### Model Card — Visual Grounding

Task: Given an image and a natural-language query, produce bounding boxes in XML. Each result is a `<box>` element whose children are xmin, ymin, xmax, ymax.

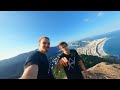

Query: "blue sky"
<box><xmin>0</xmin><ymin>11</ymin><xmax>120</xmax><ymax>60</ymax></box>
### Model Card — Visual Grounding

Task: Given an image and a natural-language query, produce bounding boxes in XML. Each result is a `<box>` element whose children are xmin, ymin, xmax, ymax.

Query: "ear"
<box><xmin>38</xmin><ymin>42</ymin><xmax>40</xmax><ymax>46</ymax></box>
<box><xmin>59</xmin><ymin>48</ymin><xmax>62</xmax><ymax>51</ymax></box>
<box><xmin>59</xmin><ymin>46</ymin><xmax>61</xmax><ymax>50</ymax></box>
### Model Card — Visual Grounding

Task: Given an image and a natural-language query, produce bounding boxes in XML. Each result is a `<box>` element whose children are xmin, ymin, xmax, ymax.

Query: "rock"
<box><xmin>83</xmin><ymin>62</ymin><xmax>120</xmax><ymax>79</ymax></box>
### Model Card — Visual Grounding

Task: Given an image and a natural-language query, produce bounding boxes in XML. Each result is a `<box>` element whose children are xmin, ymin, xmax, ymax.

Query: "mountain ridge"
<box><xmin>0</xmin><ymin>30</ymin><xmax>120</xmax><ymax>79</ymax></box>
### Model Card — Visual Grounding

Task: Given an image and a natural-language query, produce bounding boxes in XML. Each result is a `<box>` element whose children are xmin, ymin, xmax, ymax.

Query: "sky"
<box><xmin>0</xmin><ymin>11</ymin><xmax>120</xmax><ymax>60</ymax></box>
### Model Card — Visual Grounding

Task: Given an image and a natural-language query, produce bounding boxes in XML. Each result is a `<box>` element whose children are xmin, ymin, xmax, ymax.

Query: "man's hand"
<box><xmin>84</xmin><ymin>72</ymin><xmax>90</xmax><ymax>79</ymax></box>
<box><xmin>85</xmin><ymin>75</ymin><xmax>93</xmax><ymax>79</ymax></box>
<box><xmin>82</xmin><ymin>71</ymin><xmax>90</xmax><ymax>79</ymax></box>
<box><xmin>59</xmin><ymin>57</ymin><xmax>69</xmax><ymax>67</ymax></box>
<box><xmin>79</xmin><ymin>60</ymin><xmax>91</xmax><ymax>79</ymax></box>
<box><xmin>57</xmin><ymin>57</ymin><xmax>69</xmax><ymax>69</ymax></box>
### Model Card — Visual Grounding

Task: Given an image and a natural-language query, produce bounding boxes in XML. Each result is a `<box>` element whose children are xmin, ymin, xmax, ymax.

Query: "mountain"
<box><xmin>52</xmin><ymin>54</ymin><xmax>120</xmax><ymax>79</ymax></box>
<box><xmin>0</xmin><ymin>30</ymin><xmax>120</xmax><ymax>79</ymax></box>
<box><xmin>0</xmin><ymin>46</ymin><xmax>59</xmax><ymax>79</ymax></box>
<box><xmin>81</xmin><ymin>29</ymin><xmax>120</xmax><ymax>41</ymax></box>
<box><xmin>56</xmin><ymin>62</ymin><xmax>120</xmax><ymax>79</ymax></box>
<box><xmin>67</xmin><ymin>30</ymin><xmax>120</xmax><ymax>48</ymax></box>
<box><xmin>85</xmin><ymin>62</ymin><xmax>120</xmax><ymax>79</ymax></box>
<box><xmin>46</xmin><ymin>46</ymin><xmax>59</xmax><ymax>61</ymax></box>
<box><xmin>0</xmin><ymin>50</ymin><xmax>35</xmax><ymax>79</ymax></box>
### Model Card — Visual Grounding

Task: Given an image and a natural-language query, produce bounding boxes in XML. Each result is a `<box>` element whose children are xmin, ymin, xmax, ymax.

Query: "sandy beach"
<box><xmin>76</xmin><ymin>37</ymin><xmax>110</xmax><ymax>57</ymax></box>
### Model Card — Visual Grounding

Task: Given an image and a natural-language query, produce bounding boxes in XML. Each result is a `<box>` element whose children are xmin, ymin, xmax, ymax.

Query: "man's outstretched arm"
<box><xmin>56</xmin><ymin>57</ymin><xmax>68</xmax><ymax>69</ymax></box>
<box><xmin>79</xmin><ymin>60</ymin><xmax>89</xmax><ymax>79</ymax></box>
<box><xmin>19</xmin><ymin>64</ymin><xmax>38</xmax><ymax>79</ymax></box>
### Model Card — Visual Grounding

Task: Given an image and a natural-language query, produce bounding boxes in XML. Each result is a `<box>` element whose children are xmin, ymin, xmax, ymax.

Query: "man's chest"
<box><xmin>64</xmin><ymin>54</ymin><xmax>77</xmax><ymax>70</ymax></box>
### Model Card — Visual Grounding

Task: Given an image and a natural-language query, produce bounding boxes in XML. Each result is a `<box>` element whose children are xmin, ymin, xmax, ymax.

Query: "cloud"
<box><xmin>97</xmin><ymin>11</ymin><xmax>104</xmax><ymax>16</ymax></box>
<box><xmin>83</xmin><ymin>11</ymin><xmax>105</xmax><ymax>23</ymax></box>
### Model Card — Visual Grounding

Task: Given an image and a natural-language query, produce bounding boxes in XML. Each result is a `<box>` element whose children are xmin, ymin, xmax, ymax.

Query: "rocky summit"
<box><xmin>82</xmin><ymin>62</ymin><xmax>120</xmax><ymax>79</ymax></box>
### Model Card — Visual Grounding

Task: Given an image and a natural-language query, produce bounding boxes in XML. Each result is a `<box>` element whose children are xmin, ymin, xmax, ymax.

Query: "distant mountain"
<box><xmin>68</xmin><ymin>30</ymin><xmax>120</xmax><ymax>49</ymax></box>
<box><xmin>0</xmin><ymin>46</ymin><xmax>59</xmax><ymax>79</ymax></box>
<box><xmin>1</xmin><ymin>30</ymin><xmax>120</xmax><ymax>79</ymax></box>
<box><xmin>46</xmin><ymin>46</ymin><xmax>59</xmax><ymax>57</ymax></box>
<box><xmin>0</xmin><ymin>50</ymin><xmax>35</xmax><ymax>79</ymax></box>
<box><xmin>81</xmin><ymin>29</ymin><xmax>120</xmax><ymax>41</ymax></box>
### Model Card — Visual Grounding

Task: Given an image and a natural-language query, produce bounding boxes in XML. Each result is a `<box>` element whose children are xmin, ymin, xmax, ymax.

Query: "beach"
<box><xmin>76</xmin><ymin>37</ymin><xmax>109</xmax><ymax>57</ymax></box>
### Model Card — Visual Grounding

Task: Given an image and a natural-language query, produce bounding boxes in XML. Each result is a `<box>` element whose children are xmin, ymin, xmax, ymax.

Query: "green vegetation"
<box><xmin>81</xmin><ymin>54</ymin><xmax>119</xmax><ymax>69</ymax></box>
<box><xmin>52</xmin><ymin>54</ymin><xmax>120</xmax><ymax>79</ymax></box>
<box><xmin>52</xmin><ymin>66</ymin><xmax>67</xmax><ymax>79</ymax></box>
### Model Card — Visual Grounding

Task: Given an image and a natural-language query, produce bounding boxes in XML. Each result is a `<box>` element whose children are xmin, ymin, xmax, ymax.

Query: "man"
<box><xmin>19</xmin><ymin>36</ymin><xmax>55</xmax><ymax>79</ymax></box>
<box><xmin>57</xmin><ymin>42</ymin><xmax>89</xmax><ymax>79</ymax></box>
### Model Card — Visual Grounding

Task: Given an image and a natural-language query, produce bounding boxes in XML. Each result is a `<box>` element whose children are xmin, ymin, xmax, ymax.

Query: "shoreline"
<box><xmin>76</xmin><ymin>37</ymin><xmax>110</xmax><ymax>57</ymax></box>
<box><xmin>97</xmin><ymin>37</ymin><xmax>110</xmax><ymax>57</ymax></box>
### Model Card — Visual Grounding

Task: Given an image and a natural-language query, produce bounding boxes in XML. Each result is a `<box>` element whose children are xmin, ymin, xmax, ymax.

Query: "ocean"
<box><xmin>69</xmin><ymin>36</ymin><xmax>120</xmax><ymax>58</ymax></box>
<box><xmin>67</xmin><ymin>30</ymin><xmax>120</xmax><ymax>58</ymax></box>
<box><xmin>104</xmin><ymin>36</ymin><xmax>120</xmax><ymax>57</ymax></box>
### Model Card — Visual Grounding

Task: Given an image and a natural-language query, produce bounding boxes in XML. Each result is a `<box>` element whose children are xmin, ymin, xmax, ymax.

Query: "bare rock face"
<box><xmin>82</xmin><ymin>62</ymin><xmax>120</xmax><ymax>79</ymax></box>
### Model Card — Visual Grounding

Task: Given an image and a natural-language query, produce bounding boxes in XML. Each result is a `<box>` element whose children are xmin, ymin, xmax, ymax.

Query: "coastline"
<box><xmin>97</xmin><ymin>37</ymin><xmax>110</xmax><ymax>57</ymax></box>
<box><xmin>76</xmin><ymin>37</ymin><xmax>110</xmax><ymax>57</ymax></box>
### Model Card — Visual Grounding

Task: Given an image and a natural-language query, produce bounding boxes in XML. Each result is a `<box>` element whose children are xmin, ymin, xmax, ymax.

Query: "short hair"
<box><xmin>59</xmin><ymin>41</ymin><xmax>68</xmax><ymax>48</ymax></box>
<box><xmin>39</xmin><ymin>36</ymin><xmax>50</xmax><ymax>43</ymax></box>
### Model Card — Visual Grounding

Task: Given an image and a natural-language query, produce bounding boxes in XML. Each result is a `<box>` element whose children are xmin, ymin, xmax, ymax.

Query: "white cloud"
<box><xmin>83</xmin><ymin>11</ymin><xmax>104</xmax><ymax>23</ymax></box>
<box><xmin>97</xmin><ymin>11</ymin><xmax>104</xmax><ymax>16</ymax></box>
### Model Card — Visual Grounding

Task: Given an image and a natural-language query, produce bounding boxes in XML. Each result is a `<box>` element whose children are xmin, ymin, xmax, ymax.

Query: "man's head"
<box><xmin>38</xmin><ymin>36</ymin><xmax>50</xmax><ymax>53</ymax></box>
<box><xmin>59</xmin><ymin>42</ymin><xmax>69</xmax><ymax>53</ymax></box>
